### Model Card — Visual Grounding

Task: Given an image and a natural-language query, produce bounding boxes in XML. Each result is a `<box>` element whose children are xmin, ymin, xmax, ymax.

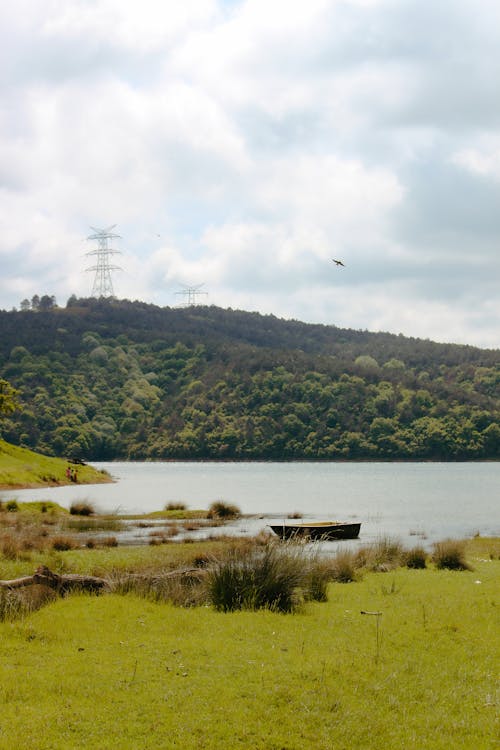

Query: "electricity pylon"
<box><xmin>175</xmin><ymin>283</ymin><xmax>208</xmax><ymax>307</ymax></box>
<box><xmin>86</xmin><ymin>225</ymin><xmax>122</xmax><ymax>297</ymax></box>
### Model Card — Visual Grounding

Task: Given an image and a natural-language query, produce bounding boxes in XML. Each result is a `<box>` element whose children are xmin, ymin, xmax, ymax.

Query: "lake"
<box><xmin>2</xmin><ymin>461</ymin><xmax>498</xmax><ymax>548</ymax></box>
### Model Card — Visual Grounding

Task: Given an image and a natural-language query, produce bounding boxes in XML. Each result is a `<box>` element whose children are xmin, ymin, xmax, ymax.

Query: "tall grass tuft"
<box><xmin>207</xmin><ymin>541</ymin><xmax>315</xmax><ymax>613</ymax></box>
<box><xmin>404</xmin><ymin>546</ymin><xmax>427</xmax><ymax>569</ymax></box>
<box><xmin>330</xmin><ymin>549</ymin><xmax>360</xmax><ymax>582</ymax></box>
<box><xmin>207</xmin><ymin>501</ymin><xmax>240</xmax><ymax>520</ymax></box>
<box><xmin>432</xmin><ymin>539</ymin><xmax>472</xmax><ymax>571</ymax></box>
<box><xmin>108</xmin><ymin>569</ymin><xmax>208</xmax><ymax>608</ymax></box>
<box><xmin>0</xmin><ymin>586</ymin><xmax>57</xmax><ymax>622</ymax></box>
<box><xmin>51</xmin><ymin>535</ymin><xmax>78</xmax><ymax>551</ymax></box>
<box><xmin>303</xmin><ymin>560</ymin><xmax>332</xmax><ymax>601</ymax></box>
<box><xmin>364</xmin><ymin>536</ymin><xmax>405</xmax><ymax>571</ymax></box>
<box><xmin>164</xmin><ymin>502</ymin><xmax>187</xmax><ymax>511</ymax></box>
<box><xmin>69</xmin><ymin>501</ymin><xmax>95</xmax><ymax>517</ymax></box>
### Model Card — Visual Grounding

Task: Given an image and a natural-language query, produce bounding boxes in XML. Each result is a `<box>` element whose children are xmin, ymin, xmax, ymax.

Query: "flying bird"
<box><xmin>332</xmin><ymin>259</ymin><xmax>345</xmax><ymax>267</ymax></box>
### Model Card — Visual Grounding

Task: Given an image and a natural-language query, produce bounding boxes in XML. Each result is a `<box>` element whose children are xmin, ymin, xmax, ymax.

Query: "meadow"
<box><xmin>0</xmin><ymin>515</ymin><xmax>497</xmax><ymax>749</ymax></box>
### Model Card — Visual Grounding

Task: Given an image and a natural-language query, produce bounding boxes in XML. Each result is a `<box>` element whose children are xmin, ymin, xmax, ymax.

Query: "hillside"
<box><xmin>0</xmin><ymin>298</ymin><xmax>498</xmax><ymax>461</ymax></box>
<box><xmin>0</xmin><ymin>439</ymin><xmax>111</xmax><ymax>489</ymax></box>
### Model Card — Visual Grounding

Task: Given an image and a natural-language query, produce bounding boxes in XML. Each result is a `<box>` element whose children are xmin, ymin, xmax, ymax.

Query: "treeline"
<box><xmin>0</xmin><ymin>298</ymin><xmax>498</xmax><ymax>461</ymax></box>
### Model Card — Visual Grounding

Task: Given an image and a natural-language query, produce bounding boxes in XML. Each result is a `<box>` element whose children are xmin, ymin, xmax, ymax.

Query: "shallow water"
<box><xmin>2</xmin><ymin>461</ymin><xmax>498</xmax><ymax>548</ymax></box>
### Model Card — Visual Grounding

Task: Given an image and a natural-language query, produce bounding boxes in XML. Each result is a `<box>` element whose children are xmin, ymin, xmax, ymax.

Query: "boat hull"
<box><xmin>269</xmin><ymin>522</ymin><xmax>361</xmax><ymax>541</ymax></box>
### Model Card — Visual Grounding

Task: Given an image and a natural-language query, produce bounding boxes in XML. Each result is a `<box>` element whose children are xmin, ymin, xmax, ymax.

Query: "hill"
<box><xmin>0</xmin><ymin>438</ymin><xmax>111</xmax><ymax>489</ymax></box>
<box><xmin>0</xmin><ymin>298</ymin><xmax>498</xmax><ymax>461</ymax></box>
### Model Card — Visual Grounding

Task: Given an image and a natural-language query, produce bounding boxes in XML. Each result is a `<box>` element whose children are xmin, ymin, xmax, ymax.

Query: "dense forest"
<box><xmin>0</xmin><ymin>297</ymin><xmax>498</xmax><ymax>461</ymax></box>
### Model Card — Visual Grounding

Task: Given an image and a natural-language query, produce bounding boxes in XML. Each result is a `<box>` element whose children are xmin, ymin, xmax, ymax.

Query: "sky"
<box><xmin>1</xmin><ymin>0</ymin><xmax>499</xmax><ymax>349</ymax></box>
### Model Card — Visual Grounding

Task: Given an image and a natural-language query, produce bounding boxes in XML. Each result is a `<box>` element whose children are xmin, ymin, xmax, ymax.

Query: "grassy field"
<box><xmin>0</xmin><ymin>537</ymin><xmax>497</xmax><ymax>749</ymax></box>
<box><xmin>0</xmin><ymin>439</ymin><xmax>111</xmax><ymax>489</ymax></box>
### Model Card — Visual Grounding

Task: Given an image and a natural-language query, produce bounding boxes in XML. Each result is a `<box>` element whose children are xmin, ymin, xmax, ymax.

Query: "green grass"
<box><xmin>0</xmin><ymin>558</ymin><xmax>497</xmax><ymax>749</ymax></box>
<box><xmin>0</xmin><ymin>537</ymin><xmax>497</xmax><ymax>748</ymax></box>
<box><xmin>0</xmin><ymin>438</ymin><xmax>111</xmax><ymax>488</ymax></box>
<box><xmin>141</xmin><ymin>508</ymin><xmax>209</xmax><ymax>520</ymax></box>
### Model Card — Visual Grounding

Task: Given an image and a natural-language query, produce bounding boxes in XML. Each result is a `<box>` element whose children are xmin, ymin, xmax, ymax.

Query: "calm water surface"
<box><xmin>2</xmin><ymin>462</ymin><xmax>498</xmax><ymax>547</ymax></box>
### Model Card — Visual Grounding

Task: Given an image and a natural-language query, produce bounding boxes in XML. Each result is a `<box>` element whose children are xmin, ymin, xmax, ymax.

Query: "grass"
<box><xmin>142</xmin><ymin>508</ymin><xmax>209</xmax><ymax>520</ymax></box>
<box><xmin>0</xmin><ymin>554</ymin><xmax>496</xmax><ymax>749</ymax></box>
<box><xmin>207</xmin><ymin>500</ymin><xmax>241</xmax><ymax>519</ymax></box>
<box><xmin>164</xmin><ymin>501</ymin><xmax>187</xmax><ymax>511</ymax></box>
<box><xmin>432</xmin><ymin>539</ymin><xmax>472</xmax><ymax>570</ymax></box>
<box><xmin>0</xmin><ymin>438</ymin><xmax>111</xmax><ymax>489</ymax></box>
<box><xmin>69</xmin><ymin>500</ymin><xmax>95</xmax><ymax>516</ymax></box>
<box><xmin>208</xmin><ymin>541</ymin><xmax>316</xmax><ymax>612</ymax></box>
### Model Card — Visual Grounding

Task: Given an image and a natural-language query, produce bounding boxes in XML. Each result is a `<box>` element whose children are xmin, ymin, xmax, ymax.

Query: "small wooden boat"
<box><xmin>269</xmin><ymin>521</ymin><xmax>361</xmax><ymax>541</ymax></box>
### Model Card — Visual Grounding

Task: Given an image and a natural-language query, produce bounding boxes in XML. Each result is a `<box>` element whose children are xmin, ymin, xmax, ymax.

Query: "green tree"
<box><xmin>0</xmin><ymin>378</ymin><xmax>20</xmax><ymax>417</ymax></box>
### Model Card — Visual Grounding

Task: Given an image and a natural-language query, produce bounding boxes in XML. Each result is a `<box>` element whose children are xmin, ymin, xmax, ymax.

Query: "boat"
<box><xmin>269</xmin><ymin>521</ymin><xmax>361</xmax><ymax>541</ymax></box>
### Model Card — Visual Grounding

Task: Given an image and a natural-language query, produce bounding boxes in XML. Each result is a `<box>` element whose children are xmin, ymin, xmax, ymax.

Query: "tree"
<box><xmin>39</xmin><ymin>295</ymin><xmax>57</xmax><ymax>311</ymax></box>
<box><xmin>0</xmin><ymin>378</ymin><xmax>20</xmax><ymax>417</ymax></box>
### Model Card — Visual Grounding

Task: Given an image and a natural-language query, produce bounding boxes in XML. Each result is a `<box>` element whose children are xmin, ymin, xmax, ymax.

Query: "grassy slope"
<box><xmin>0</xmin><ymin>553</ymin><xmax>497</xmax><ymax>749</ymax></box>
<box><xmin>0</xmin><ymin>439</ymin><xmax>110</xmax><ymax>489</ymax></box>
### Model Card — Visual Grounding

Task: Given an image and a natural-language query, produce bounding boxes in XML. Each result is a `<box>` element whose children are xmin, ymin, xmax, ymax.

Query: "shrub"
<box><xmin>207</xmin><ymin>542</ymin><xmax>309</xmax><ymax>613</ymax></box>
<box><xmin>432</xmin><ymin>539</ymin><xmax>471</xmax><ymax>571</ymax></box>
<box><xmin>404</xmin><ymin>546</ymin><xmax>427</xmax><ymax>569</ymax></box>
<box><xmin>207</xmin><ymin>501</ymin><xmax>240</xmax><ymax>520</ymax></box>
<box><xmin>6</xmin><ymin>500</ymin><xmax>18</xmax><ymax>512</ymax></box>
<box><xmin>69</xmin><ymin>501</ymin><xmax>95</xmax><ymax>516</ymax></box>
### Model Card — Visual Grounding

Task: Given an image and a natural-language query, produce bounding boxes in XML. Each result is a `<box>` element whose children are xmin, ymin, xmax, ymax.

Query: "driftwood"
<box><xmin>0</xmin><ymin>565</ymin><xmax>208</xmax><ymax>596</ymax></box>
<box><xmin>0</xmin><ymin>565</ymin><xmax>108</xmax><ymax>594</ymax></box>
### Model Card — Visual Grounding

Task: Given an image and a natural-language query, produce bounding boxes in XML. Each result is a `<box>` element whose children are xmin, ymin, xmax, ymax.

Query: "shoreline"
<box><xmin>0</xmin><ymin>477</ymin><xmax>115</xmax><ymax>492</ymax></box>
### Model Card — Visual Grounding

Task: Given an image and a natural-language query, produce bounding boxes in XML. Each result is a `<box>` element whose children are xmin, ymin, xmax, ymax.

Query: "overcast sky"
<box><xmin>1</xmin><ymin>0</ymin><xmax>499</xmax><ymax>348</ymax></box>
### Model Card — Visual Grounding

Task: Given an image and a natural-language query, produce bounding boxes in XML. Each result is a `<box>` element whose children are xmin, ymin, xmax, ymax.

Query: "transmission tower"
<box><xmin>175</xmin><ymin>283</ymin><xmax>208</xmax><ymax>307</ymax></box>
<box><xmin>85</xmin><ymin>225</ymin><xmax>122</xmax><ymax>297</ymax></box>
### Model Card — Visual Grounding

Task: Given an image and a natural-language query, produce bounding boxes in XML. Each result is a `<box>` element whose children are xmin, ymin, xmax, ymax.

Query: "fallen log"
<box><xmin>0</xmin><ymin>565</ymin><xmax>108</xmax><ymax>594</ymax></box>
<box><xmin>0</xmin><ymin>565</ymin><xmax>208</xmax><ymax>596</ymax></box>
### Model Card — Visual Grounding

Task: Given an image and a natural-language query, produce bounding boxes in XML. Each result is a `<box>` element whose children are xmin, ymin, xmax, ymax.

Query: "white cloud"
<box><xmin>0</xmin><ymin>0</ymin><xmax>499</xmax><ymax>347</ymax></box>
<box><xmin>452</xmin><ymin>139</ymin><xmax>500</xmax><ymax>181</ymax></box>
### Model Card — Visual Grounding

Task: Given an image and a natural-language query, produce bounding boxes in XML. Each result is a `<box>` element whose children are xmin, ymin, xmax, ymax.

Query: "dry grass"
<box><xmin>51</xmin><ymin>535</ymin><xmax>78</xmax><ymax>552</ymax></box>
<box><xmin>69</xmin><ymin>501</ymin><xmax>95</xmax><ymax>516</ymax></box>
<box><xmin>164</xmin><ymin>502</ymin><xmax>187</xmax><ymax>511</ymax></box>
<box><xmin>0</xmin><ymin>585</ymin><xmax>57</xmax><ymax>621</ymax></box>
<box><xmin>207</xmin><ymin>501</ymin><xmax>240</xmax><ymax>520</ymax></box>
<box><xmin>432</xmin><ymin>539</ymin><xmax>472</xmax><ymax>570</ymax></box>
<box><xmin>404</xmin><ymin>545</ymin><xmax>428</xmax><ymax>569</ymax></box>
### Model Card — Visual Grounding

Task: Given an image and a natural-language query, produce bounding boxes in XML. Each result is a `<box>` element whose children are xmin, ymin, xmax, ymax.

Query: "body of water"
<box><xmin>1</xmin><ymin>461</ymin><xmax>498</xmax><ymax>548</ymax></box>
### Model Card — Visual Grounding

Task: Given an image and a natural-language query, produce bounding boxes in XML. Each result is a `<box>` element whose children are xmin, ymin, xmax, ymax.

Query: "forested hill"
<box><xmin>0</xmin><ymin>298</ymin><xmax>498</xmax><ymax>461</ymax></box>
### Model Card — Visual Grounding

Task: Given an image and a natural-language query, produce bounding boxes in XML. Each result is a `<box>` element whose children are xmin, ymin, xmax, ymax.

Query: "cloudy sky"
<box><xmin>1</xmin><ymin>0</ymin><xmax>499</xmax><ymax>348</ymax></box>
